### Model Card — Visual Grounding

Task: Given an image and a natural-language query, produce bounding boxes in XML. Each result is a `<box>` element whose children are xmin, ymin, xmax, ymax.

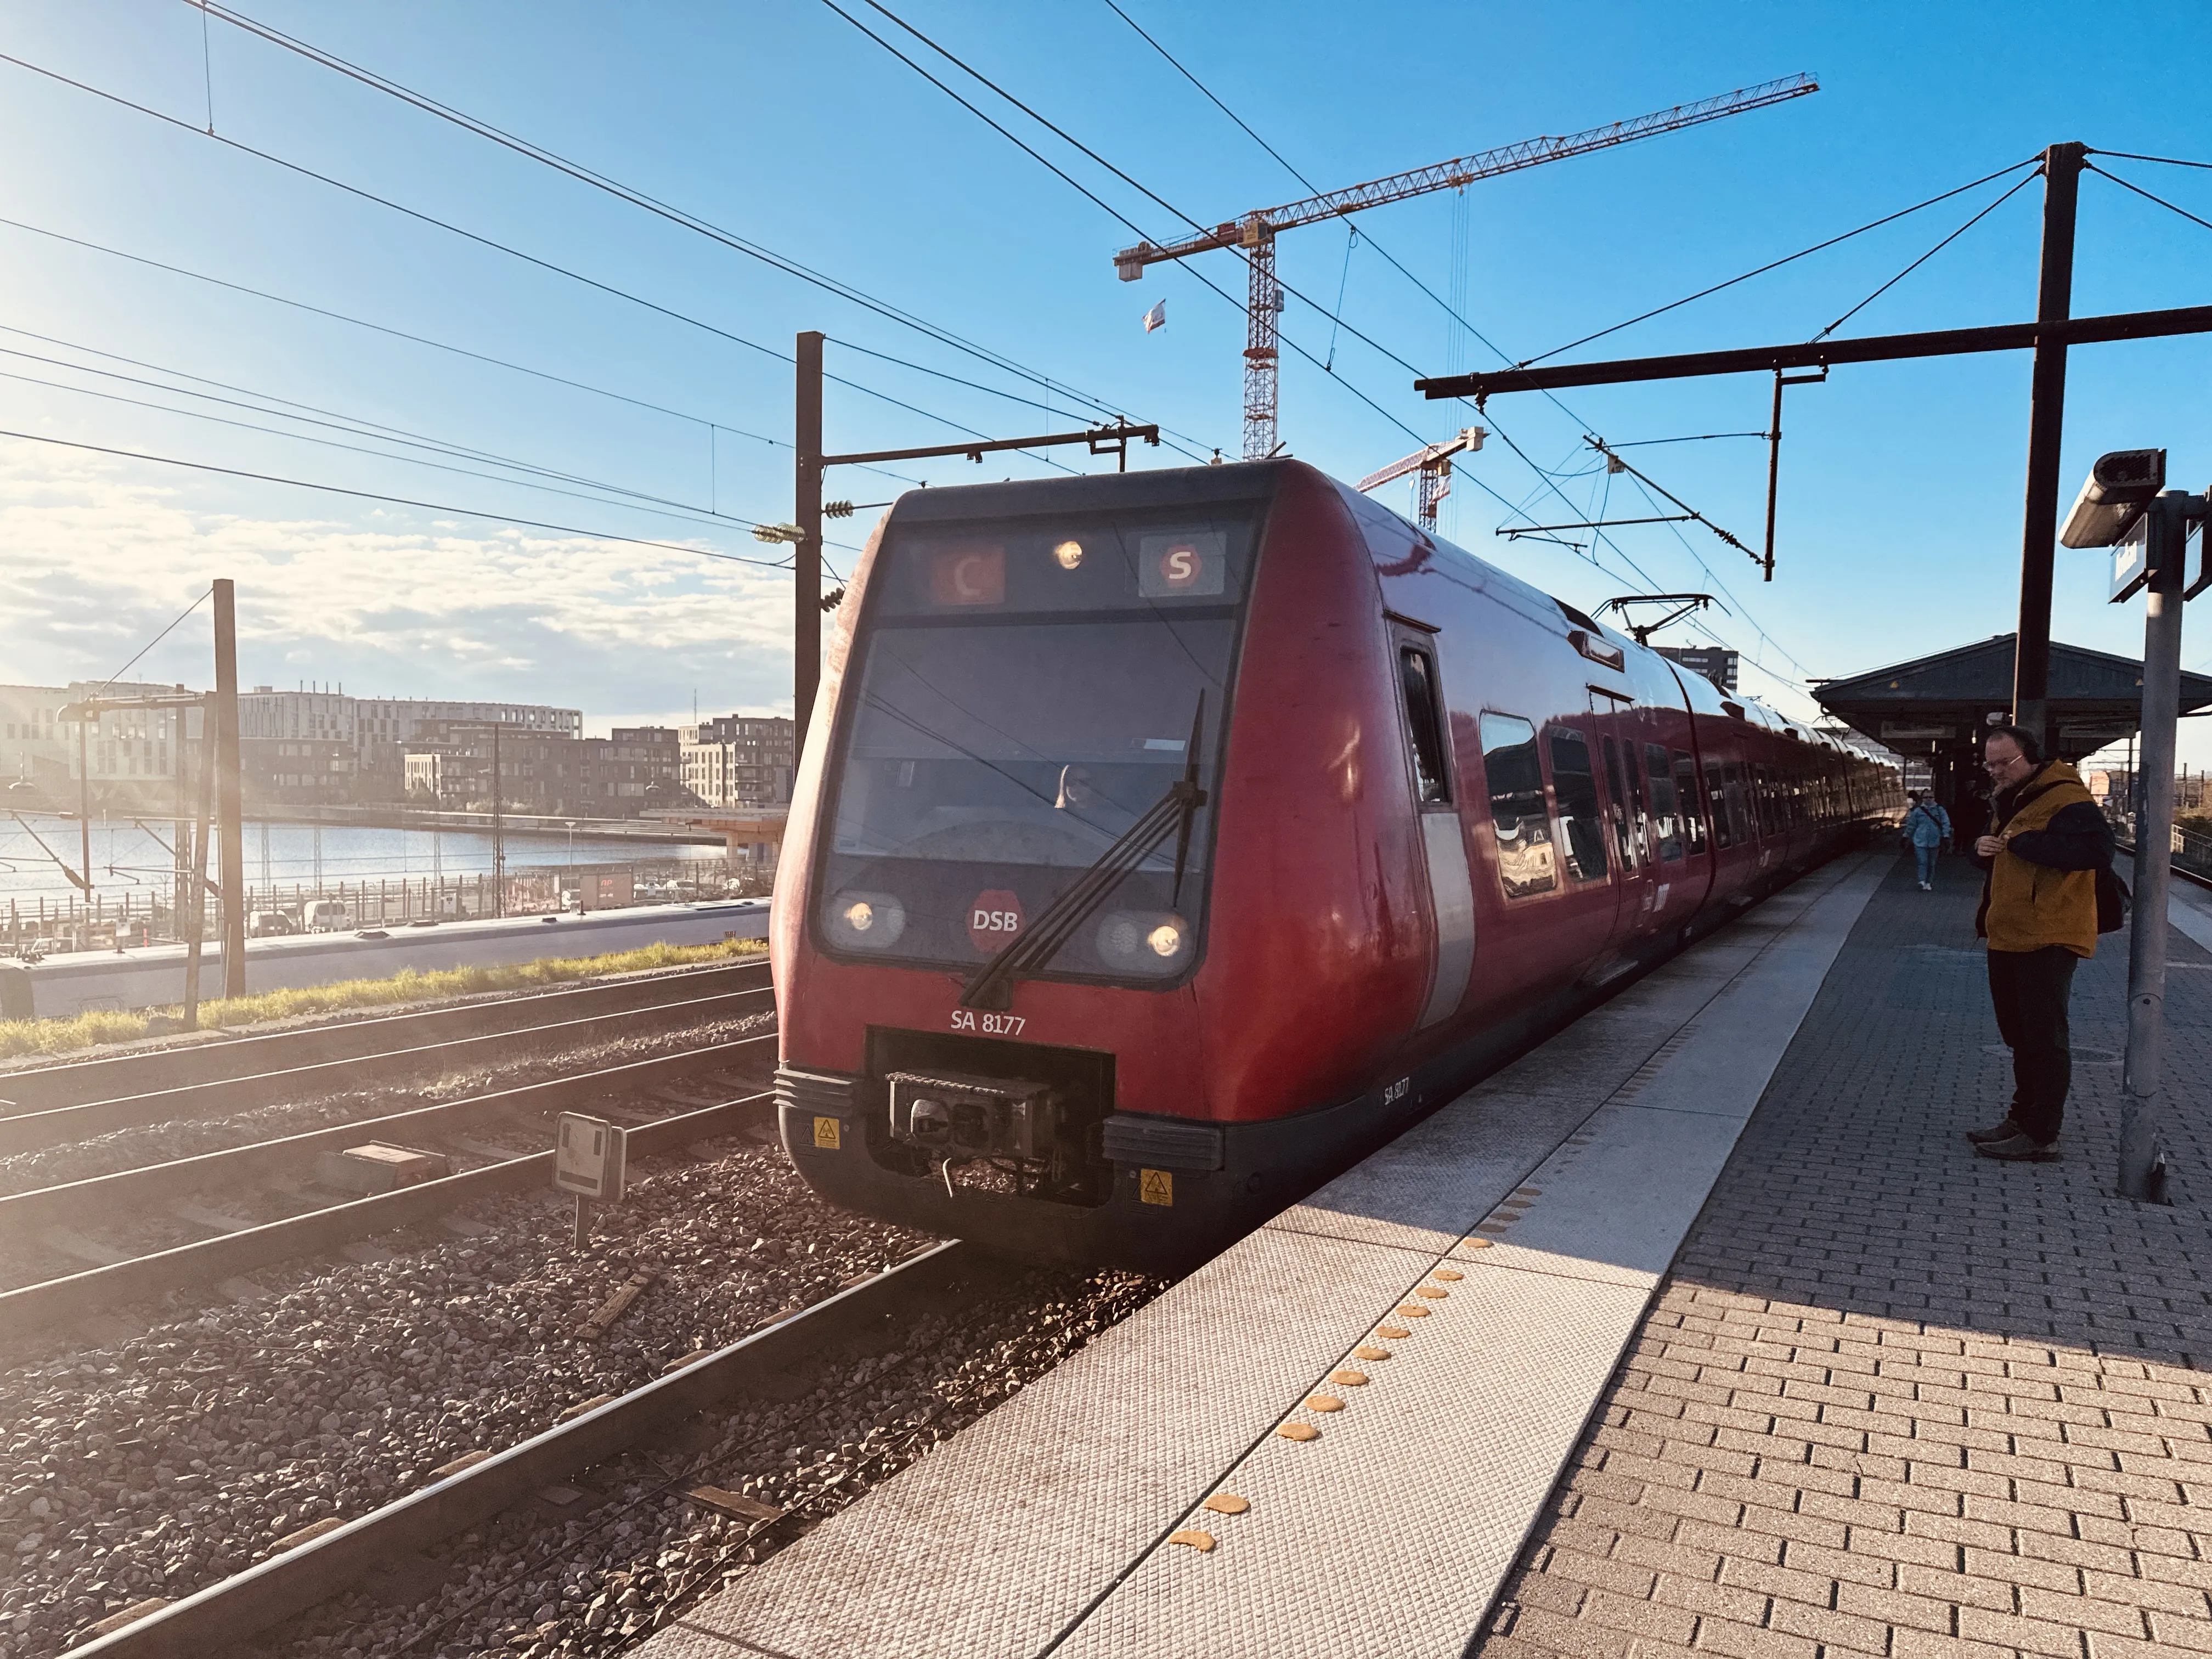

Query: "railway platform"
<box><xmin>634</xmin><ymin>849</ymin><xmax>2212</xmax><ymax>1659</ymax></box>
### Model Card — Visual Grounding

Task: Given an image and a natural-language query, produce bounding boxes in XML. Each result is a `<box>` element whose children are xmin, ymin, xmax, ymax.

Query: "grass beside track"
<box><xmin>0</xmin><ymin>936</ymin><xmax>768</xmax><ymax>1058</ymax></box>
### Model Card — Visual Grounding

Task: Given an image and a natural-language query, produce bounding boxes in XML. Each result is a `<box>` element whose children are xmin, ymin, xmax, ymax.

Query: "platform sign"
<box><xmin>2111</xmin><ymin>515</ymin><xmax>2152</xmax><ymax>603</ymax></box>
<box><xmin>555</xmin><ymin>1112</ymin><xmax>627</xmax><ymax>1203</ymax></box>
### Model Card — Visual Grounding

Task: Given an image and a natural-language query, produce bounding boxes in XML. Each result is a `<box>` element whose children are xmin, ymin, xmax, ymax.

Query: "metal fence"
<box><xmin>2102</xmin><ymin>800</ymin><xmax>2212</xmax><ymax>880</ymax></box>
<box><xmin>4</xmin><ymin>855</ymin><xmax>772</xmax><ymax>957</ymax></box>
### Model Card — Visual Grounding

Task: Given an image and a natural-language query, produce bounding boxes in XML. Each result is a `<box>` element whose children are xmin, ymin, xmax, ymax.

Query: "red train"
<box><xmin>771</xmin><ymin>460</ymin><xmax>1898</xmax><ymax>1271</ymax></box>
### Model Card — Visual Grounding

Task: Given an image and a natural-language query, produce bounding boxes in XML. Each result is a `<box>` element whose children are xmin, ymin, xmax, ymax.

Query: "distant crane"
<box><xmin>1113</xmin><ymin>74</ymin><xmax>1818</xmax><ymax>460</ymax></box>
<box><xmin>1357</xmin><ymin>427</ymin><xmax>1487</xmax><ymax>531</ymax></box>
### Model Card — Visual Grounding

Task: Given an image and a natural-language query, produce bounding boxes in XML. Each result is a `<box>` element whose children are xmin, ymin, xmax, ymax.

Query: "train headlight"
<box><xmin>1095</xmin><ymin>910</ymin><xmax>1190</xmax><ymax>975</ymax></box>
<box><xmin>826</xmin><ymin>890</ymin><xmax>905</xmax><ymax>950</ymax></box>
<box><xmin>1053</xmin><ymin>539</ymin><xmax>1084</xmax><ymax>570</ymax></box>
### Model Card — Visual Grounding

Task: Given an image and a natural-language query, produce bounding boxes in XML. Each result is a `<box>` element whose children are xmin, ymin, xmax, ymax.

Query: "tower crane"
<box><xmin>1357</xmin><ymin>427</ymin><xmax>1487</xmax><ymax>531</ymax></box>
<box><xmin>1113</xmin><ymin>73</ymin><xmax>1818</xmax><ymax>460</ymax></box>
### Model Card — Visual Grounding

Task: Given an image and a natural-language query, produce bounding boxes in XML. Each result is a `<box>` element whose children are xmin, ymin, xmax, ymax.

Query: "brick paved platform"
<box><xmin>1477</xmin><ymin>852</ymin><xmax>2212</xmax><ymax>1659</ymax></box>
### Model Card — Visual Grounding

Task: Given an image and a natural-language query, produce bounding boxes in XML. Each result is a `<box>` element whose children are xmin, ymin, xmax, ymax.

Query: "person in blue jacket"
<box><xmin>1903</xmin><ymin>791</ymin><xmax>1951</xmax><ymax>891</ymax></box>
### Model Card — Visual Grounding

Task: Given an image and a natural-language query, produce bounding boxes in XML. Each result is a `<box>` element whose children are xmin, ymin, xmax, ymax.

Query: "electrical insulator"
<box><xmin>753</xmin><ymin>523</ymin><xmax>802</xmax><ymax>544</ymax></box>
<box><xmin>823</xmin><ymin>500</ymin><xmax>855</xmax><ymax>519</ymax></box>
<box><xmin>820</xmin><ymin>586</ymin><xmax>847</xmax><ymax>612</ymax></box>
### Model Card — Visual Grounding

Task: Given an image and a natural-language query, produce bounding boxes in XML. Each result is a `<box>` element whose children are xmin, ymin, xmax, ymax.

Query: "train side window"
<box><xmin>1600</xmin><ymin>735</ymin><xmax>1635</xmax><ymax>871</ymax></box>
<box><xmin>1622</xmin><ymin>737</ymin><xmax>1650</xmax><ymax>864</ymax></box>
<box><xmin>1723</xmin><ymin>763</ymin><xmax>1752</xmax><ymax>845</ymax></box>
<box><xmin>1672</xmin><ymin>751</ymin><xmax>1706</xmax><ymax>854</ymax></box>
<box><xmin>1397</xmin><ymin>645</ymin><xmax>1452</xmax><ymax>806</ymax></box>
<box><xmin>1479</xmin><ymin>713</ymin><xmax>1555</xmax><ymax>897</ymax></box>
<box><xmin>1645</xmin><ymin>742</ymin><xmax>1683</xmax><ymax>861</ymax></box>
<box><xmin>1546</xmin><ymin>726</ymin><xmax>1609</xmax><ymax>882</ymax></box>
<box><xmin>1705</xmin><ymin>760</ymin><xmax>1735</xmax><ymax>849</ymax></box>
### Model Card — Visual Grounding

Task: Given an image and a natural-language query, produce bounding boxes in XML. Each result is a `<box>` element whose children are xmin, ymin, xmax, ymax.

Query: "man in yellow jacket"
<box><xmin>1966</xmin><ymin>725</ymin><xmax>2114</xmax><ymax>1162</ymax></box>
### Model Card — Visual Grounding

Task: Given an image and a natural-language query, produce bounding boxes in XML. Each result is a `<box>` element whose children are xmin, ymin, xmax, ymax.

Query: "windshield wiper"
<box><xmin>961</xmin><ymin>694</ymin><xmax>1207</xmax><ymax>1012</ymax></box>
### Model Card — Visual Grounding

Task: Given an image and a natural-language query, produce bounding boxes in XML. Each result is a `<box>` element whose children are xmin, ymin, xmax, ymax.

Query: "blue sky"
<box><xmin>3</xmin><ymin>1</ymin><xmax>2211</xmax><ymax>768</ymax></box>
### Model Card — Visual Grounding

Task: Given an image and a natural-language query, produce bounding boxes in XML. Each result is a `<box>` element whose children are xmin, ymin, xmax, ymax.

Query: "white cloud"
<box><xmin>0</xmin><ymin>442</ymin><xmax>803</xmax><ymax>718</ymax></box>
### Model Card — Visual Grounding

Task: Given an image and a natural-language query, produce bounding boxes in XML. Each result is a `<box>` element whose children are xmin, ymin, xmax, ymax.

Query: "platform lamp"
<box><xmin>2059</xmin><ymin>447</ymin><xmax>2210</xmax><ymax>1200</ymax></box>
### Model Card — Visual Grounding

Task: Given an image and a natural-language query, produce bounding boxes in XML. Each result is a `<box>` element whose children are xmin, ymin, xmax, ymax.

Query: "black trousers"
<box><xmin>1986</xmin><ymin>945</ymin><xmax>2080</xmax><ymax>1144</ymax></box>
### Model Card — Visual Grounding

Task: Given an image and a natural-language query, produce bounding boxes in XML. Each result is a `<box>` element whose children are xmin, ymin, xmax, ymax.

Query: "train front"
<box><xmin>771</xmin><ymin>463</ymin><xmax>1344</xmax><ymax>1271</ymax></box>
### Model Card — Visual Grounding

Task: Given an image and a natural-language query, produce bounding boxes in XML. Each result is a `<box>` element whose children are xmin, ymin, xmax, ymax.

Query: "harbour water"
<box><xmin>0</xmin><ymin>814</ymin><xmax>724</xmax><ymax>909</ymax></box>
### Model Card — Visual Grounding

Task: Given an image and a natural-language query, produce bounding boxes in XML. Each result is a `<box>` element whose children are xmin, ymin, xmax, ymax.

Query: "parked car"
<box><xmin>301</xmin><ymin>899</ymin><xmax>352</xmax><ymax>934</ymax></box>
<box><xmin>247</xmin><ymin>910</ymin><xmax>297</xmax><ymax>938</ymax></box>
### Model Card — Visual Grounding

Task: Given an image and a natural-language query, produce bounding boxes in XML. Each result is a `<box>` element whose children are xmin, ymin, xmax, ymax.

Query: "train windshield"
<box><xmin>816</xmin><ymin>505</ymin><xmax>1260</xmax><ymax>984</ymax></box>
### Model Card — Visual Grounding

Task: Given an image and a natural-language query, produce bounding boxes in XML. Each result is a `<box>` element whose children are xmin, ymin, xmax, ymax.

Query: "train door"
<box><xmin>1590</xmin><ymin>689</ymin><xmax>1660</xmax><ymax>945</ymax></box>
<box><xmin>1540</xmin><ymin>711</ymin><xmax>1627</xmax><ymax>967</ymax></box>
<box><xmin>1391</xmin><ymin>625</ymin><xmax>1475</xmax><ymax>1029</ymax></box>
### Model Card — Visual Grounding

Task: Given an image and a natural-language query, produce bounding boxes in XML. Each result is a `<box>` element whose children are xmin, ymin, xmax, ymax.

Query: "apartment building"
<box><xmin>680</xmin><ymin>716</ymin><xmax>795</xmax><ymax>808</ymax></box>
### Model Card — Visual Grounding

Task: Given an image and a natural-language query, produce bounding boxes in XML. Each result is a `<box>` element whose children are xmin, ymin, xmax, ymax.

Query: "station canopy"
<box><xmin>1813</xmin><ymin>633</ymin><xmax>2212</xmax><ymax>761</ymax></box>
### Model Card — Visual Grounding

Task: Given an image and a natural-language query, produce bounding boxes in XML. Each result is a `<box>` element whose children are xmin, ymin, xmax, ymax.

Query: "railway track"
<box><xmin>59</xmin><ymin>1240</ymin><xmax>984</xmax><ymax>1659</ymax></box>
<box><xmin>0</xmin><ymin>969</ymin><xmax>774</xmax><ymax>1158</ymax></box>
<box><xmin>0</xmin><ymin>1025</ymin><xmax>778</xmax><ymax>1339</ymax></box>
<box><xmin>0</xmin><ymin>955</ymin><xmax>772</xmax><ymax>1121</ymax></box>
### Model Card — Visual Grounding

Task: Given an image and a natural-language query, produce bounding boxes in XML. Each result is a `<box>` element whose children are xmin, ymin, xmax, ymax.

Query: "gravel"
<box><xmin>270</xmin><ymin>1257</ymin><xmax>1158</xmax><ymax>1659</ymax></box>
<box><xmin>0</xmin><ymin>1108</ymin><xmax>1159</xmax><ymax>1659</ymax></box>
<box><xmin>0</xmin><ymin>1009</ymin><xmax>775</xmax><ymax>1293</ymax></box>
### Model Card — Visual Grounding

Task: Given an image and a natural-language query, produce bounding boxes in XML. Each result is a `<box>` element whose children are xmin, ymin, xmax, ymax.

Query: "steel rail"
<box><xmin>0</xmin><ymin>979</ymin><xmax>774</xmax><ymax>1156</ymax></box>
<box><xmin>0</xmin><ymin>954</ymin><xmax>771</xmax><ymax>1115</ymax></box>
<box><xmin>0</xmin><ymin>1035</ymin><xmax>771</xmax><ymax>1238</ymax></box>
<box><xmin>0</xmin><ymin>1087</ymin><xmax>781</xmax><ymax>1337</ymax></box>
<box><xmin>65</xmin><ymin>1238</ymin><xmax>979</xmax><ymax>1657</ymax></box>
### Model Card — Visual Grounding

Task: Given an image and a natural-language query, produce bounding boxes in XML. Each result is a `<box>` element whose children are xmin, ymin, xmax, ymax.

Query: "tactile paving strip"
<box><xmin>652</xmin><ymin>1225</ymin><xmax>1435</xmax><ymax>1659</ymax></box>
<box><xmin>636</xmin><ymin>856</ymin><xmax>1883</xmax><ymax>1659</ymax></box>
<box><xmin>1053</xmin><ymin>1267</ymin><xmax>1651</xmax><ymax>1659</ymax></box>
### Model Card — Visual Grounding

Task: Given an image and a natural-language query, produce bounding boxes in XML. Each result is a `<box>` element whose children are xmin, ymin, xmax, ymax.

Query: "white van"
<box><xmin>301</xmin><ymin>899</ymin><xmax>352</xmax><ymax>934</ymax></box>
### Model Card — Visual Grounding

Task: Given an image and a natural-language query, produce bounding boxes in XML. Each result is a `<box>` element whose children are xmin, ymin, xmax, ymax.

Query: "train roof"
<box><xmin>876</xmin><ymin>461</ymin><xmax>1882</xmax><ymax>764</ymax></box>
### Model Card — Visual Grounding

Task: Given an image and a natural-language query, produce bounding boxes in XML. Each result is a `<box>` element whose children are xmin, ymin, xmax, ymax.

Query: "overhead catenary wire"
<box><xmin>833</xmin><ymin>0</ymin><xmax>1442</xmax><ymax>393</ymax></box>
<box><xmin>91</xmin><ymin>585</ymin><xmax>214</xmax><ymax>696</ymax></box>
<box><xmin>185</xmin><ymin>1</ymin><xmax>1221</xmax><ymax>460</ymax></box>
<box><xmin>1514</xmin><ymin>156</ymin><xmax>2044</xmax><ymax>369</ymax></box>
<box><xmin>0</xmin><ymin>211</ymin><xmax>914</xmax><ymax>472</ymax></box>
<box><xmin>1809</xmin><ymin>164</ymin><xmax>2045</xmax><ymax>342</ymax></box>
<box><xmin>1092</xmin><ymin>0</ymin><xmax>1817</xmax><ymax>689</ymax></box>
<box><xmin>0</xmin><ymin>357</ymin><xmax>825</xmax><ymax>541</ymax></box>
<box><xmin>2085</xmin><ymin>161</ymin><xmax>2212</xmax><ymax>237</ymax></box>
<box><xmin>0</xmin><ymin>51</ymin><xmax>1102</xmax><ymax>478</ymax></box>
<box><xmin>0</xmin><ymin>325</ymin><xmax>787</xmax><ymax>522</ymax></box>
<box><xmin>0</xmin><ymin>426</ymin><xmax>814</xmax><ymax>568</ymax></box>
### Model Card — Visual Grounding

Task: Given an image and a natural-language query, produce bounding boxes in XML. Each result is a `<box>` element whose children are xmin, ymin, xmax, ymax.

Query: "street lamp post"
<box><xmin>2059</xmin><ymin>449</ymin><xmax>2209</xmax><ymax>1200</ymax></box>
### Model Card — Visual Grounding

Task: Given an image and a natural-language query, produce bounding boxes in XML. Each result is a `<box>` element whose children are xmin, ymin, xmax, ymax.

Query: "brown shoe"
<box><xmin>1976</xmin><ymin>1132</ymin><xmax>2059</xmax><ymax>1163</ymax></box>
<box><xmin>1964</xmin><ymin>1116</ymin><xmax>2023</xmax><ymax>1146</ymax></box>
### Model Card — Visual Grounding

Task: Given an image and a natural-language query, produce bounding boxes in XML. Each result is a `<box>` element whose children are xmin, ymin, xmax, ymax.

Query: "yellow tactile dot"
<box><xmin>1169</xmin><ymin>1529</ymin><xmax>1216</xmax><ymax>1552</ymax></box>
<box><xmin>1396</xmin><ymin>1305</ymin><xmax>1431</xmax><ymax>1318</ymax></box>
<box><xmin>1305</xmin><ymin>1395</ymin><xmax>1345</xmax><ymax>1412</ymax></box>
<box><xmin>1376</xmin><ymin>1324</ymin><xmax>1410</xmax><ymax>1339</ymax></box>
<box><xmin>1203</xmin><ymin>1494</ymin><xmax>1250</xmax><ymax>1515</ymax></box>
<box><xmin>1330</xmin><ymin>1369</ymin><xmax>1369</xmax><ymax>1387</ymax></box>
<box><xmin>1415</xmin><ymin>1285</ymin><xmax>1449</xmax><ymax>1299</ymax></box>
<box><xmin>1432</xmin><ymin>1268</ymin><xmax>1465</xmax><ymax>1281</ymax></box>
<box><xmin>1354</xmin><ymin>1345</ymin><xmax>1391</xmax><ymax>1362</ymax></box>
<box><xmin>1462</xmin><ymin>1238</ymin><xmax>1493</xmax><ymax>1250</ymax></box>
<box><xmin>1278</xmin><ymin>1422</ymin><xmax>1321</xmax><ymax>1441</ymax></box>
<box><xmin>1514</xmin><ymin>1187</ymin><xmax>1542</xmax><ymax>1197</ymax></box>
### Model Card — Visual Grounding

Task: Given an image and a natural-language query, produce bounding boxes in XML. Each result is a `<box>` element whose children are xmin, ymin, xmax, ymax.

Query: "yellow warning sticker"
<box><xmin>812</xmin><ymin>1116</ymin><xmax>842</xmax><ymax>1150</ymax></box>
<box><xmin>1139</xmin><ymin>1168</ymin><xmax>1173</xmax><ymax>1206</ymax></box>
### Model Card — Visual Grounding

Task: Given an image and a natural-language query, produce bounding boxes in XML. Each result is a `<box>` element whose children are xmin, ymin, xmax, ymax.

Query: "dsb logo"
<box><xmin>968</xmin><ymin>889</ymin><xmax>1024</xmax><ymax>952</ymax></box>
